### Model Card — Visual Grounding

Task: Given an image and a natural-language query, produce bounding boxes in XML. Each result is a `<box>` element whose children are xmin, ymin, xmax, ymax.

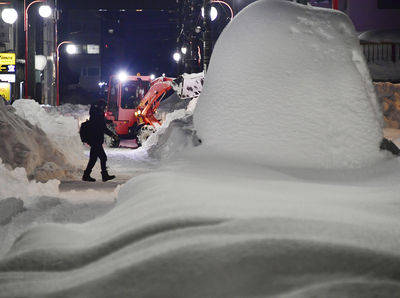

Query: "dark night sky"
<box><xmin>59</xmin><ymin>0</ymin><xmax>177</xmax><ymax>10</ymax></box>
<box><xmin>59</xmin><ymin>0</ymin><xmax>180</xmax><ymax>81</ymax></box>
<box><xmin>101</xmin><ymin>9</ymin><xmax>178</xmax><ymax>78</ymax></box>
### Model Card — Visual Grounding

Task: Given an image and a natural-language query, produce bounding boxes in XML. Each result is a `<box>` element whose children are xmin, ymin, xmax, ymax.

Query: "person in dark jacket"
<box><xmin>82</xmin><ymin>99</ymin><xmax>119</xmax><ymax>182</ymax></box>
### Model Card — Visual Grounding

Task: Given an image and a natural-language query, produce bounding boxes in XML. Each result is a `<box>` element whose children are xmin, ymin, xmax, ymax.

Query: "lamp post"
<box><xmin>211</xmin><ymin>0</ymin><xmax>234</xmax><ymax>19</ymax></box>
<box><xmin>56</xmin><ymin>41</ymin><xmax>72</xmax><ymax>106</ymax></box>
<box><xmin>24</xmin><ymin>0</ymin><xmax>51</xmax><ymax>98</ymax></box>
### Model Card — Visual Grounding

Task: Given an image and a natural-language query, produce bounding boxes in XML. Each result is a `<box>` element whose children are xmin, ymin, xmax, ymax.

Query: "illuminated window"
<box><xmin>87</xmin><ymin>44</ymin><xmax>100</xmax><ymax>54</ymax></box>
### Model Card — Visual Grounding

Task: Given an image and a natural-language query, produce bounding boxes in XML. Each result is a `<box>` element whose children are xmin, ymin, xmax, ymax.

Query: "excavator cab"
<box><xmin>105</xmin><ymin>74</ymin><xmax>151</xmax><ymax>136</ymax></box>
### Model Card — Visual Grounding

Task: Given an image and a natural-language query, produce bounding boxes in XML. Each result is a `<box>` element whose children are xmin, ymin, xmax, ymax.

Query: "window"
<box><xmin>120</xmin><ymin>80</ymin><xmax>150</xmax><ymax>109</ymax></box>
<box><xmin>87</xmin><ymin>44</ymin><xmax>100</xmax><ymax>54</ymax></box>
<box><xmin>121</xmin><ymin>81</ymin><xmax>140</xmax><ymax>109</ymax></box>
<box><xmin>108</xmin><ymin>78</ymin><xmax>119</xmax><ymax>116</ymax></box>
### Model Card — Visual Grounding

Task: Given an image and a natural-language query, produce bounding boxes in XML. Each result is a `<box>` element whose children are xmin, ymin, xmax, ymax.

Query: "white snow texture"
<box><xmin>195</xmin><ymin>0</ymin><xmax>385</xmax><ymax>169</ymax></box>
<box><xmin>1</xmin><ymin>1</ymin><xmax>400</xmax><ymax>298</ymax></box>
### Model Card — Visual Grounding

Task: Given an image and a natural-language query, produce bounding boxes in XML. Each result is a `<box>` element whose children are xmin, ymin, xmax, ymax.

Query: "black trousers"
<box><xmin>85</xmin><ymin>144</ymin><xmax>107</xmax><ymax>172</ymax></box>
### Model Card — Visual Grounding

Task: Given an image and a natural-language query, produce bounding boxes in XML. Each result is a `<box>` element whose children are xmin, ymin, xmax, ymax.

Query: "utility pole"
<box><xmin>202</xmin><ymin>0</ymin><xmax>212</xmax><ymax>73</ymax></box>
<box><xmin>27</xmin><ymin>5</ymin><xmax>37</xmax><ymax>99</ymax></box>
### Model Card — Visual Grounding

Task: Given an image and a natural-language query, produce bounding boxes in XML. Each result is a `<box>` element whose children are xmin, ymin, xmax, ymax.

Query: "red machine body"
<box><xmin>135</xmin><ymin>76</ymin><xmax>175</xmax><ymax>128</ymax></box>
<box><xmin>105</xmin><ymin>75</ymin><xmax>152</xmax><ymax>135</ymax></box>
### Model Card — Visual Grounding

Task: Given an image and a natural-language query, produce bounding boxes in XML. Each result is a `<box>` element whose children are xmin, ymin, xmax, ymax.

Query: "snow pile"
<box><xmin>173</xmin><ymin>72</ymin><xmax>204</xmax><ymax>99</ymax></box>
<box><xmin>0</xmin><ymin>160</ymin><xmax>59</xmax><ymax>200</ymax></box>
<box><xmin>1</xmin><ymin>154</ymin><xmax>400</xmax><ymax>297</ymax></box>
<box><xmin>141</xmin><ymin>73</ymin><xmax>204</xmax><ymax>160</ymax></box>
<box><xmin>0</xmin><ymin>100</ymin><xmax>75</xmax><ymax>183</ymax></box>
<box><xmin>0</xmin><ymin>198</ymin><xmax>24</xmax><ymax>226</ymax></box>
<box><xmin>42</xmin><ymin>103</ymin><xmax>90</xmax><ymax>125</ymax></box>
<box><xmin>1</xmin><ymin>2</ymin><xmax>400</xmax><ymax>297</ymax></box>
<box><xmin>195</xmin><ymin>0</ymin><xmax>385</xmax><ymax>169</ymax></box>
<box><xmin>144</xmin><ymin>108</ymin><xmax>200</xmax><ymax>160</ymax></box>
<box><xmin>12</xmin><ymin>99</ymin><xmax>86</xmax><ymax>169</ymax></box>
<box><xmin>375</xmin><ymin>82</ymin><xmax>400</xmax><ymax>128</ymax></box>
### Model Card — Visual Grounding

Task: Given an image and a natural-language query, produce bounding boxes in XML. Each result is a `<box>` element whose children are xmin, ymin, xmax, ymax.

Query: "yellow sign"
<box><xmin>0</xmin><ymin>53</ymin><xmax>15</xmax><ymax>65</ymax></box>
<box><xmin>0</xmin><ymin>82</ymin><xmax>11</xmax><ymax>101</ymax></box>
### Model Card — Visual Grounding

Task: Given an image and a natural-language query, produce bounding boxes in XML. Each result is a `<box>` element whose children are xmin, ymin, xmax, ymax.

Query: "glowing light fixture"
<box><xmin>66</xmin><ymin>44</ymin><xmax>77</xmax><ymax>54</ymax></box>
<box><xmin>173</xmin><ymin>52</ymin><xmax>181</xmax><ymax>62</ymax></box>
<box><xmin>1</xmin><ymin>8</ymin><xmax>18</xmax><ymax>24</ymax></box>
<box><xmin>201</xmin><ymin>6</ymin><xmax>218</xmax><ymax>21</ymax></box>
<box><xmin>181</xmin><ymin>46</ymin><xmax>187</xmax><ymax>55</ymax></box>
<box><xmin>38</xmin><ymin>5</ymin><xmax>52</xmax><ymax>18</ymax></box>
<box><xmin>150</xmin><ymin>74</ymin><xmax>155</xmax><ymax>80</ymax></box>
<box><xmin>117</xmin><ymin>71</ymin><xmax>129</xmax><ymax>82</ymax></box>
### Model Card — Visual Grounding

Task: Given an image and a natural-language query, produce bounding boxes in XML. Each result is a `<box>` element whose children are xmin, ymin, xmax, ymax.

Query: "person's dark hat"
<box><xmin>94</xmin><ymin>99</ymin><xmax>107</xmax><ymax>108</ymax></box>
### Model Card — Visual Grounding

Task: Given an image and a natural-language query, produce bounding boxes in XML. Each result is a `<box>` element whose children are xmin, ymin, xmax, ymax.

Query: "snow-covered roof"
<box><xmin>359</xmin><ymin>29</ymin><xmax>400</xmax><ymax>43</ymax></box>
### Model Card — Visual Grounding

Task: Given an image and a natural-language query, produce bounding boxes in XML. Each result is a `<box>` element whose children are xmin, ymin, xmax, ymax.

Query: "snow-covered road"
<box><xmin>59</xmin><ymin>147</ymin><xmax>156</xmax><ymax>192</ymax></box>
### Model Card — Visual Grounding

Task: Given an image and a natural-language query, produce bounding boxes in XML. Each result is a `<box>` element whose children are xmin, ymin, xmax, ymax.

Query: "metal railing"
<box><xmin>360</xmin><ymin>42</ymin><xmax>400</xmax><ymax>63</ymax></box>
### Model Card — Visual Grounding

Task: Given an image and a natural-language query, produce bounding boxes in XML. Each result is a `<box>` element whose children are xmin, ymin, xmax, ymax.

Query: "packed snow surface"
<box><xmin>195</xmin><ymin>0</ymin><xmax>385</xmax><ymax>169</ymax></box>
<box><xmin>1</xmin><ymin>1</ymin><xmax>400</xmax><ymax>297</ymax></box>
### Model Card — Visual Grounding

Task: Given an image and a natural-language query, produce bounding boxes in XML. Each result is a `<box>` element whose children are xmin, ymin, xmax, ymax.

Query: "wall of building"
<box><xmin>310</xmin><ymin>0</ymin><xmax>400</xmax><ymax>32</ymax></box>
<box><xmin>348</xmin><ymin>0</ymin><xmax>400</xmax><ymax>32</ymax></box>
<box><xmin>65</xmin><ymin>10</ymin><xmax>101</xmax><ymax>93</ymax></box>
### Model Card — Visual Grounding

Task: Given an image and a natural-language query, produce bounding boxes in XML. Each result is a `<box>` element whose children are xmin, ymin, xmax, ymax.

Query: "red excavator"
<box><xmin>105</xmin><ymin>72</ymin><xmax>204</xmax><ymax>147</ymax></box>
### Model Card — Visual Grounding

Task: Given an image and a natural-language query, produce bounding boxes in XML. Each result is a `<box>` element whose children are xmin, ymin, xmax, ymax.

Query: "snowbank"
<box><xmin>0</xmin><ymin>160</ymin><xmax>60</xmax><ymax>200</ymax></box>
<box><xmin>12</xmin><ymin>99</ymin><xmax>87</xmax><ymax>169</ymax></box>
<box><xmin>195</xmin><ymin>0</ymin><xmax>385</xmax><ymax>169</ymax></box>
<box><xmin>0</xmin><ymin>100</ymin><xmax>76</xmax><ymax>184</ymax></box>
<box><xmin>144</xmin><ymin>108</ymin><xmax>200</xmax><ymax>160</ymax></box>
<box><xmin>1</xmin><ymin>2</ymin><xmax>400</xmax><ymax>298</ymax></box>
<box><xmin>1</xmin><ymin>154</ymin><xmax>400</xmax><ymax>297</ymax></box>
<box><xmin>141</xmin><ymin>72</ymin><xmax>204</xmax><ymax>160</ymax></box>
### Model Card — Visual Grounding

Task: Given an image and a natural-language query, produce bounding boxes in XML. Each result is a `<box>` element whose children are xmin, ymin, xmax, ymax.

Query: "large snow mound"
<box><xmin>195</xmin><ymin>0</ymin><xmax>385</xmax><ymax>169</ymax></box>
<box><xmin>1</xmin><ymin>155</ymin><xmax>400</xmax><ymax>297</ymax></box>
<box><xmin>12</xmin><ymin>99</ymin><xmax>86</xmax><ymax>169</ymax></box>
<box><xmin>0</xmin><ymin>100</ymin><xmax>75</xmax><ymax>183</ymax></box>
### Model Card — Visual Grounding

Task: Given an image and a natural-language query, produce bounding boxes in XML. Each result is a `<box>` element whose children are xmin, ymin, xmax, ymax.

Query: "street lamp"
<box><xmin>24</xmin><ymin>0</ymin><xmax>52</xmax><ymax>98</ymax></box>
<box><xmin>173</xmin><ymin>52</ymin><xmax>181</xmax><ymax>62</ymax></box>
<box><xmin>201</xmin><ymin>6</ymin><xmax>218</xmax><ymax>21</ymax></box>
<box><xmin>56</xmin><ymin>41</ymin><xmax>74</xmax><ymax>106</ymax></box>
<box><xmin>181</xmin><ymin>46</ymin><xmax>187</xmax><ymax>55</ymax></box>
<box><xmin>211</xmin><ymin>0</ymin><xmax>234</xmax><ymax>19</ymax></box>
<box><xmin>38</xmin><ymin>5</ymin><xmax>52</xmax><ymax>18</ymax></box>
<box><xmin>1</xmin><ymin>8</ymin><xmax>18</xmax><ymax>24</ymax></box>
<box><xmin>65</xmin><ymin>44</ymin><xmax>78</xmax><ymax>55</ymax></box>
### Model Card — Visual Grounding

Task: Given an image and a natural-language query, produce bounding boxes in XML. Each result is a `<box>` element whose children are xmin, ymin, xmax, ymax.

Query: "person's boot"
<box><xmin>82</xmin><ymin>170</ymin><xmax>96</xmax><ymax>182</ymax></box>
<box><xmin>101</xmin><ymin>170</ymin><xmax>115</xmax><ymax>182</ymax></box>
